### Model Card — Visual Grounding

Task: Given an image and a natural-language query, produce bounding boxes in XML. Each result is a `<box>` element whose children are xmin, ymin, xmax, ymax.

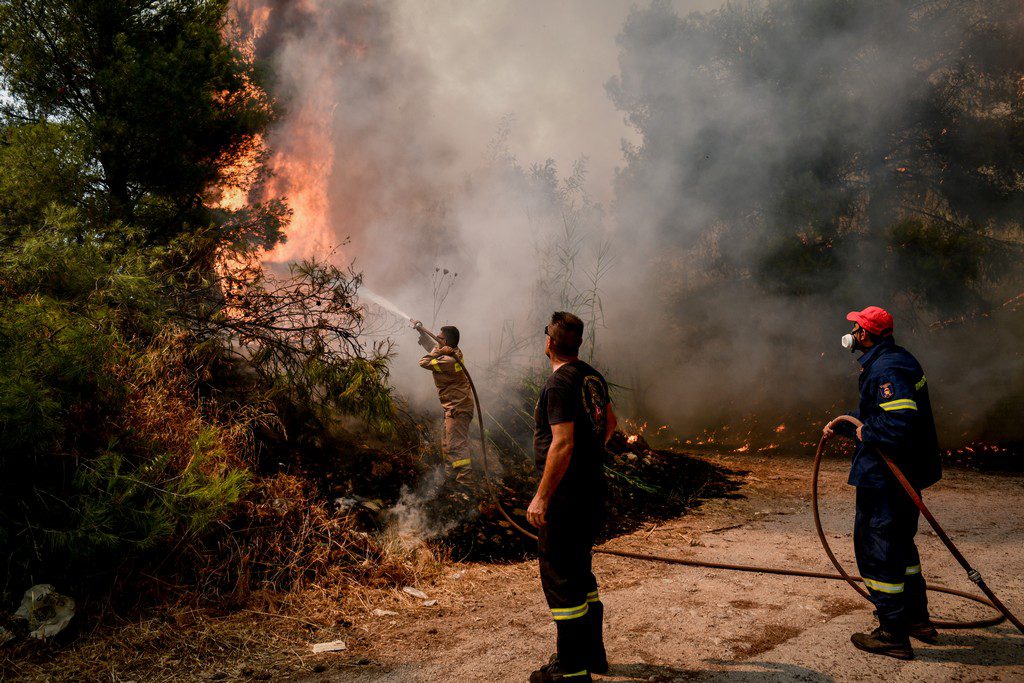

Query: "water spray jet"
<box><xmin>360</xmin><ymin>287</ymin><xmax>415</xmax><ymax>321</ymax></box>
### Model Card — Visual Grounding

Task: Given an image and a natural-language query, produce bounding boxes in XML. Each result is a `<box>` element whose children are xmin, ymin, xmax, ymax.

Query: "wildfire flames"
<box><xmin>222</xmin><ymin>0</ymin><xmax>350</xmax><ymax>266</ymax></box>
<box><xmin>261</xmin><ymin>105</ymin><xmax>335</xmax><ymax>264</ymax></box>
<box><xmin>212</xmin><ymin>133</ymin><xmax>265</xmax><ymax>213</ymax></box>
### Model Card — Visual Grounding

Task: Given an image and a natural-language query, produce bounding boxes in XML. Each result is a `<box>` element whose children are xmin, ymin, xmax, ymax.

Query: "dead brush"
<box><xmin>185</xmin><ymin>473</ymin><xmax>445</xmax><ymax>598</ymax></box>
<box><xmin>111</xmin><ymin>328</ymin><xmax>277</xmax><ymax>474</ymax></box>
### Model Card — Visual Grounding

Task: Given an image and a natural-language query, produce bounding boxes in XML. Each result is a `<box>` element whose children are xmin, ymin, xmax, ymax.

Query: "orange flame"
<box><xmin>224</xmin><ymin>0</ymin><xmax>342</xmax><ymax>266</ymax></box>
<box><xmin>262</xmin><ymin>103</ymin><xmax>336</xmax><ymax>264</ymax></box>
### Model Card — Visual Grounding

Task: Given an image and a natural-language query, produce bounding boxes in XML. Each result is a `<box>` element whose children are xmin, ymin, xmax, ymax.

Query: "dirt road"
<box><xmin>318</xmin><ymin>450</ymin><xmax>1024</xmax><ymax>682</ymax></box>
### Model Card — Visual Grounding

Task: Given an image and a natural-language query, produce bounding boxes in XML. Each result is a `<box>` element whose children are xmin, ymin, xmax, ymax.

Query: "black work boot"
<box><xmin>548</xmin><ymin>649</ymin><xmax>606</xmax><ymax>677</ymax></box>
<box><xmin>530</xmin><ymin>657</ymin><xmax>591</xmax><ymax>682</ymax></box>
<box><xmin>908</xmin><ymin>620</ymin><xmax>939</xmax><ymax>644</ymax></box>
<box><xmin>851</xmin><ymin>625</ymin><xmax>914</xmax><ymax>660</ymax></box>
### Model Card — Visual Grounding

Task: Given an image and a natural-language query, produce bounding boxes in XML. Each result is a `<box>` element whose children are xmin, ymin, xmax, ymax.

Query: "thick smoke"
<box><xmin>602</xmin><ymin>0</ymin><xmax>1024</xmax><ymax>441</ymax></box>
<box><xmin>233</xmin><ymin>0</ymin><xmax>643</xmax><ymax>411</ymax></box>
<box><xmin>237</xmin><ymin>0</ymin><xmax>1024</xmax><ymax>446</ymax></box>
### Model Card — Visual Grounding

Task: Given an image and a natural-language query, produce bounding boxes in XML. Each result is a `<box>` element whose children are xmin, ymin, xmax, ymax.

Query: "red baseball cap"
<box><xmin>846</xmin><ymin>306</ymin><xmax>894</xmax><ymax>336</ymax></box>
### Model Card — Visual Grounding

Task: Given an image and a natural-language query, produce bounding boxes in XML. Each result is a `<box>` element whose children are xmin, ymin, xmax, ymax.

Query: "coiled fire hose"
<box><xmin>414</xmin><ymin>324</ymin><xmax>1022</xmax><ymax>634</ymax></box>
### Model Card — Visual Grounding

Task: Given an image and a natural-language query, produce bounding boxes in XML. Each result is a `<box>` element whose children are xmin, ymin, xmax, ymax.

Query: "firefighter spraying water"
<box><xmin>411</xmin><ymin>319</ymin><xmax>476</xmax><ymax>484</ymax></box>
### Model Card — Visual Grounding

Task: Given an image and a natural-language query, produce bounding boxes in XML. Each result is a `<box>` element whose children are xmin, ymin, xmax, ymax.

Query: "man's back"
<box><xmin>533</xmin><ymin>359</ymin><xmax>609</xmax><ymax>490</ymax></box>
<box><xmin>420</xmin><ymin>348</ymin><xmax>473</xmax><ymax>412</ymax></box>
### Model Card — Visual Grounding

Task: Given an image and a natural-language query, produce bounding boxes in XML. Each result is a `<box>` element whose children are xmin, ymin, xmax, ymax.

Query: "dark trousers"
<box><xmin>538</xmin><ymin>485</ymin><xmax>605</xmax><ymax>673</ymax></box>
<box><xmin>854</xmin><ymin>486</ymin><xmax>930</xmax><ymax>632</ymax></box>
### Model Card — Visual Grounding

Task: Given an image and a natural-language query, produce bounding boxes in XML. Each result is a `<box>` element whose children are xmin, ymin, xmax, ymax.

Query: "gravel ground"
<box><xmin>311</xmin><ymin>449</ymin><xmax>1024</xmax><ymax>682</ymax></box>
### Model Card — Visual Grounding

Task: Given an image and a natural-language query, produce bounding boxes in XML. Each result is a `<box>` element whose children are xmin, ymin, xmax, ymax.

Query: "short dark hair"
<box><xmin>440</xmin><ymin>325</ymin><xmax>460</xmax><ymax>347</ymax></box>
<box><xmin>547</xmin><ymin>311</ymin><xmax>583</xmax><ymax>357</ymax></box>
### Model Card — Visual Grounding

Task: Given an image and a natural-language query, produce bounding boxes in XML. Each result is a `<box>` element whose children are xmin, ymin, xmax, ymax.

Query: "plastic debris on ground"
<box><xmin>311</xmin><ymin>639</ymin><xmax>347</xmax><ymax>653</ymax></box>
<box><xmin>13</xmin><ymin>584</ymin><xmax>76</xmax><ymax>640</ymax></box>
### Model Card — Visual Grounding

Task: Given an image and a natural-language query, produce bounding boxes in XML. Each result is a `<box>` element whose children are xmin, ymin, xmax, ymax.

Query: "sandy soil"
<box><xmin>303</xmin><ymin>450</ymin><xmax>1024</xmax><ymax>683</ymax></box>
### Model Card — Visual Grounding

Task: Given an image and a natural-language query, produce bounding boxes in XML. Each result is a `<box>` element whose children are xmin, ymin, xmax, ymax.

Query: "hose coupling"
<box><xmin>968</xmin><ymin>569</ymin><xmax>983</xmax><ymax>584</ymax></box>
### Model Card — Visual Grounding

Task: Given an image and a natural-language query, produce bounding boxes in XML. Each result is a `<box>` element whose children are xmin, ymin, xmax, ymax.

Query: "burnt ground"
<box><xmin>301</xmin><ymin>449</ymin><xmax>1024</xmax><ymax>683</ymax></box>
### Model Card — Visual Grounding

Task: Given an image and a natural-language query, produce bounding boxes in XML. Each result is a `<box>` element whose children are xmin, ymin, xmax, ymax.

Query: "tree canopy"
<box><xmin>0</xmin><ymin>0</ymin><xmax>394</xmax><ymax>591</ymax></box>
<box><xmin>0</xmin><ymin>0</ymin><xmax>275</xmax><ymax>244</ymax></box>
<box><xmin>609</xmin><ymin>0</ymin><xmax>1024</xmax><ymax>313</ymax></box>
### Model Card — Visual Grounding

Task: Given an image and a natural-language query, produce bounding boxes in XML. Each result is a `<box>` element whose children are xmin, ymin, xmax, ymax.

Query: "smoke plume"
<box><xmin>233</xmin><ymin>0</ymin><xmax>1024</xmax><ymax>447</ymax></box>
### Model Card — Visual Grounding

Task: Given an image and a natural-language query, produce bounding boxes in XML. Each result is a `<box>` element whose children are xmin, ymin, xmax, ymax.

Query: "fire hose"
<box><xmin>414</xmin><ymin>323</ymin><xmax>1022</xmax><ymax>634</ymax></box>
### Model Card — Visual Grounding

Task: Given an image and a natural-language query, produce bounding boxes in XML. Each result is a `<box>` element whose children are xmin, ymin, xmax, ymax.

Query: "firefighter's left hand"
<box><xmin>439</xmin><ymin>346</ymin><xmax>455</xmax><ymax>356</ymax></box>
<box><xmin>855</xmin><ymin>424</ymin><xmax>864</xmax><ymax>441</ymax></box>
<box><xmin>527</xmin><ymin>494</ymin><xmax>548</xmax><ymax>528</ymax></box>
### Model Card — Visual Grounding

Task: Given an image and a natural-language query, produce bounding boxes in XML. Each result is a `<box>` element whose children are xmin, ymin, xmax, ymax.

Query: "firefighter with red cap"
<box><xmin>823</xmin><ymin>305</ymin><xmax>942</xmax><ymax>660</ymax></box>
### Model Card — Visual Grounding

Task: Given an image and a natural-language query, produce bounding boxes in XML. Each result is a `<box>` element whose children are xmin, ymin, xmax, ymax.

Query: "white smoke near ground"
<box><xmin>384</xmin><ymin>466</ymin><xmax>467</xmax><ymax>547</ymax></box>
<box><xmin>235</xmin><ymin>0</ymin><xmax>1024</xmax><ymax>460</ymax></box>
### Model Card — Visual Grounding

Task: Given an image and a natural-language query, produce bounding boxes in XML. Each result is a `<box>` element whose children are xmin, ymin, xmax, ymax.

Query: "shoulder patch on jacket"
<box><xmin>879</xmin><ymin>382</ymin><xmax>893</xmax><ymax>399</ymax></box>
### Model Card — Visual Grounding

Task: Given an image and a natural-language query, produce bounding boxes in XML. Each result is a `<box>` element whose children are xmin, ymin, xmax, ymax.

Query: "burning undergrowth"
<box><xmin>384</xmin><ymin>430</ymin><xmax>743</xmax><ymax>562</ymax></box>
<box><xmin>941</xmin><ymin>443</ymin><xmax>1024</xmax><ymax>473</ymax></box>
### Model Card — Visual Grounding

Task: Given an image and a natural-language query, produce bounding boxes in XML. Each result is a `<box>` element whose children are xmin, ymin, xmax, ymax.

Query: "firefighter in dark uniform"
<box><xmin>527</xmin><ymin>311</ymin><xmax>617</xmax><ymax>683</ymax></box>
<box><xmin>824</xmin><ymin>305</ymin><xmax>942</xmax><ymax>660</ymax></box>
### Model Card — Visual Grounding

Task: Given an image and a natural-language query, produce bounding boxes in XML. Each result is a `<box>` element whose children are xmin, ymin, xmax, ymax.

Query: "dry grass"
<box><xmin>179</xmin><ymin>473</ymin><xmax>447</xmax><ymax>598</ymax></box>
<box><xmin>4</xmin><ymin>587</ymin><xmax>379</xmax><ymax>681</ymax></box>
<box><xmin>1</xmin><ymin>329</ymin><xmax>450</xmax><ymax>681</ymax></box>
<box><xmin>2</xmin><ymin>530</ymin><xmax>452</xmax><ymax>682</ymax></box>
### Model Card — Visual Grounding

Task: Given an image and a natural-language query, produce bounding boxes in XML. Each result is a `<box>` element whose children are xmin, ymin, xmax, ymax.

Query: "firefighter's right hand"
<box><xmin>527</xmin><ymin>493</ymin><xmax>548</xmax><ymax>528</ymax></box>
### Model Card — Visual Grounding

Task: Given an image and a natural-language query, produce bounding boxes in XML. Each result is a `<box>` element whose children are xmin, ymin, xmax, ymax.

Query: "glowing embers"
<box><xmin>943</xmin><ymin>442</ymin><xmax>1019</xmax><ymax>471</ymax></box>
<box><xmin>623</xmin><ymin>418</ymin><xmax>646</xmax><ymax>446</ymax></box>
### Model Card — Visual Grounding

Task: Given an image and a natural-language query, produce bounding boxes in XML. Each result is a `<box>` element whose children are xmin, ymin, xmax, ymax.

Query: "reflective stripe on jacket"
<box><xmin>419</xmin><ymin>345</ymin><xmax>474</xmax><ymax>414</ymax></box>
<box><xmin>847</xmin><ymin>338</ymin><xmax>942</xmax><ymax>490</ymax></box>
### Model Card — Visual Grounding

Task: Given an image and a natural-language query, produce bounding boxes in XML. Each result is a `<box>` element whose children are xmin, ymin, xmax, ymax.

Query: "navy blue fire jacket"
<box><xmin>843</xmin><ymin>337</ymin><xmax>942</xmax><ymax>491</ymax></box>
